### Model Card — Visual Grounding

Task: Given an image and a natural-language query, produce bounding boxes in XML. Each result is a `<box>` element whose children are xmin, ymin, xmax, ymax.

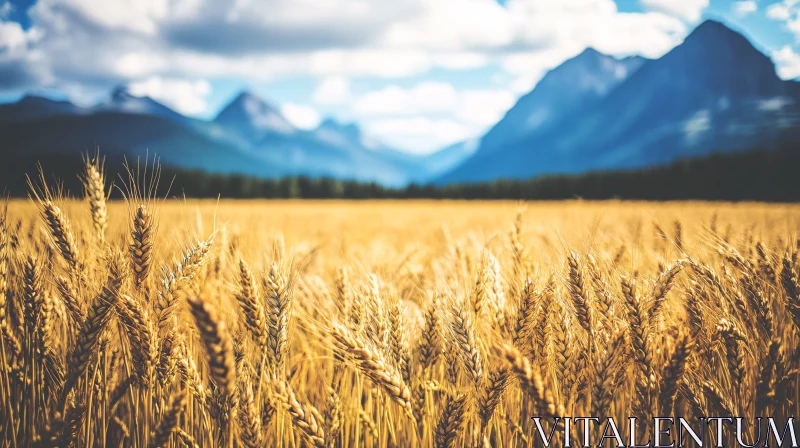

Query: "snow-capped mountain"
<box><xmin>94</xmin><ymin>86</ymin><xmax>188</xmax><ymax>123</ymax></box>
<box><xmin>214</xmin><ymin>91</ymin><xmax>296</xmax><ymax>144</ymax></box>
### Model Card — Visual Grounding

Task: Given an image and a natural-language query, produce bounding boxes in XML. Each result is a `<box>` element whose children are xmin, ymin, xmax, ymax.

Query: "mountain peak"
<box><xmin>692</xmin><ymin>19</ymin><xmax>732</xmax><ymax>34</ymax></box>
<box><xmin>318</xmin><ymin>118</ymin><xmax>361</xmax><ymax>136</ymax></box>
<box><xmin>97</xmin><ymin>85</ymin><xmax>185</xmax><ymax>122</ymax></box>
<box><xmin>214</xmin><ymin>90</ymin><xmax>295</xmax><ymax>142</ymax></box>
<box><xmin>110</xmin><ymin>85</ymin><xmax>145</xmax><ymax>102</ymax></box>
<box><xmin>231</xmin><ymin>90</ymin><xmax>268</xmax><ymax>105</ymax></box>
<box><xmin>473</xmin><ymin>45</ymin><xmax>647</xmax><ymax>157</ymax></box>
<box><xmin>111</xmin><ymin>85</ymin><xmax>130</xmax><ymax>99</ymax></box>
<box><xmin>315</xmin><ymin>117</ymin><xmax>375</xmax><ymax>149</ymax></box>
<box><xmin>682</xmin><ymin>19</ymin><xmax>753</xmax><ymax>51</ymax></box>
<box><xmin>576</xmin><ymin>47</ymin><xmax>602</xmax><ymax>60</ymax></box>
<box><xmin>221</xmin><ymin>90</ymin><xmax>282</xmax><ymax>116</ymax></box>
<box><xmin>656</xmin><ymin>18</ymin><xmax>784</xmax><ymax>98</ymax></box>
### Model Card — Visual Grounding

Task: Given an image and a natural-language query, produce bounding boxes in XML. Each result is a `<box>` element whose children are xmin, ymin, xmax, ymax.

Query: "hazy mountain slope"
<box><xmin>250</xmin><ymin>119</ymin><xmax>422</xmax><ymax>186</ymax></box>
<box><xmin>0</xmin><ymin>91</ymin><xmax>433</xmax><ymax>185</ymax></box>
<box><xmin>0</xmin><ymin>112</ymin><xmax>282</xmax><ymax>177</ymax></box>
<box><xmin>421</xmin><ymin>139</ymin><xmax>480</xmax><ymax>177</ymax></box>
<box><xmin>214</xmin><ymin>91</ymin><xmax>296</xmax><ymax>145</ymax></box>
<box><xmin>93</xmin><ymin>87</ymin><xmax>189</xmax><ymax>124</ymax></box>
<box><xmin>477</xmin><ymin>49</ymin><xmax>646</xmax><ymax>158</ymax></box>
<box><xmin>0</xmin><ymin>95</ymin><xmax>88</xmax><ymax>123</ymax></box>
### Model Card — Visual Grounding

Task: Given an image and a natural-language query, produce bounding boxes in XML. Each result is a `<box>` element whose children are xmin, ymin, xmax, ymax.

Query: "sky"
<box><xmin>2</xmin><ymin>0</ymin><xmax>800</xmax><ymax>154</ymax></box>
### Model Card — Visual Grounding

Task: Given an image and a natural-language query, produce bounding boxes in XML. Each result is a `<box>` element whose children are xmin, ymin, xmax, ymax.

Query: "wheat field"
<box><xmin>1</xmin><ymin>159</ymin><xmax>800</xmax><ymax>447</ymax></box>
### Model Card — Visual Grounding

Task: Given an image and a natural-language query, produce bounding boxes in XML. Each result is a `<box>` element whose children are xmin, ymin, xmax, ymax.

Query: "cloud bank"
<box><xmin>0</xmin><ymin>0</ymin><xmax>717</xmax><ymax>152</ymax></box>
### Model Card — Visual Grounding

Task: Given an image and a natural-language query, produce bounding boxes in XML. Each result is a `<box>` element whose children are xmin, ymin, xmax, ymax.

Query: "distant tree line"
<box><xmin>1</xmin><ymin>148</ymin><xmax>799</xmax><ymax>201</ymax></box>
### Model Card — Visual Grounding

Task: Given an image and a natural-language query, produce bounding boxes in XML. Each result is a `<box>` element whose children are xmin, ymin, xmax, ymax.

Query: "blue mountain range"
<box><xmin>438</xmin><ymin>20</ymin><xmax>800</xmax><ymax>183</ymax></box>
<box><xmin>1</xmin><ymin>19</ymin><xmax>798</xmax><ymax>186</ymax></box>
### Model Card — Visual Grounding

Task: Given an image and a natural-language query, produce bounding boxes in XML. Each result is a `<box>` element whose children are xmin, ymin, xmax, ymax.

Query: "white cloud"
<box><xmin>383</xmin><ymin>0</ymin><xmax>513</xmax><ymax>51</ymax></box>
<box><xmin>127</xmin><ymin>77</ymin><xmax>212</xmax><ymax>114</ymax></box>
<box><xmin>0</xmin><ymin>20</ymin><xmax>40</xmax><ymax>52</ymax></box>
<box><xmin>312</xmin><ymin>77</ymin><xmax>351</xmax><ymax>105</ymax></box>
<box><xmin>348</xmin><ymin>82</ymin><xmax>514</xmax><ymax>151</ymax></box>
<box><xmin>640</xmin><ymin>0</ymin><xmax>709</xmax><ymax>22</ymax></box>
<box><xmin>766</xmin><ymin>0</ymin><xmax>800</xmax><ymax>42</ymax></box>
<box><xmin>59</xmin><ymin>0</ymin><xmax>168</xmax><ymax>35</ymax></box>
<box><xmin>352</xmin><ymin>81</ymin><xmax>514</xmax><ymax>126</ymax></box>
<box><xmin>510</xmin><ymin>75</ymin><xmax>538</xmax><ymax>94</ymax></box>
<box><xmin>280</xmin><ymin>103</ymin><xmax>321</xmax><ymax>129</ymax></box>
<box><xmin>308</xmin><ymin>49</ymin><xmax>433</xmax><ymax>77</ymax></box>
<box><xmin>732</xmin><ymin>1</ymin><xmax>757</xmax><ymax>17</ymax></box>
<box><xmin>457</xmin><ymin>90</ymin><xmax>516</xmax><ymax>125</ymax></box>
<box><xmin>0</xmin><ymin>0</ymin><xmax>705</xmax><ymax>152</ymax></box>
<box><xmin>498</xmin><ymin>3</ymin><xmax>686</xmax><ymax>82</ymax></box>
<box><xmin>435</xmin><ymin>53</ymin><xmax>489</xmax><ymax>70</ymax></box>
<box><xmin>364</xmin><ymin>117</ymin><xmax>472</xmax><ymax>154</ymax></box>
<box><xmin>5</xmin><ymin>0</ymin><xmax>694</xmax><ymax>91</ymax></box>
<box><xmin>353</xmin><ymin>82</ymin><xmax>458</xmax><ymax>116</ymax></box>
<box><xmin>113</xmin><ymin>52</ymin><xmax>167</xmax><ymax>78</ymax></box>
<box><xmin>0</xmin><ymin>2</ymin><xmax>12</xmax><ymax>19</ymax></box>
<box><xmin>767</xmin><ymin>0</ymin><xmax>798</xmax><ymax>21</ymax></box>
<box><xmin>772</xmin><ymin>45</ymin><xmax>800</xmax><ymax>79</ymax></box>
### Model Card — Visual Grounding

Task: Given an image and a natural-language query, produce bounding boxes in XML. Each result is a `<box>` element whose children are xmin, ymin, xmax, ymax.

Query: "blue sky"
<box><xmin>2</xmin><ymin>0</ymin><xmax>800</xmax><ymax>153</ymax></box>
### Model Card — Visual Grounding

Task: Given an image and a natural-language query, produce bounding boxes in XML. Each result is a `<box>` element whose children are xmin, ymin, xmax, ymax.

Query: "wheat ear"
<box><xmin>61</xmin><ymin>263</ymin><xmax>122</xmax><ymax>405</ymax></box>
<box><xmin>130</xmin><ymin>205</ymin><xmax>154</xmax><ymax>290</ymax></box>
<box><xmin>434</xmin><ymin>393</ymin><xmax>467</xmax><ymax>448</ymax></box>
<box><xmin>187</xmin><ymin>294</ymin><xmax>236</xmax><ymax>399</ymax></box>
<box><xmin>81</xmin><ymin>154</ymin><xmax>108</xmax><ymax>242</ymax></box>
<box><xmin>264</xmin><ymin>263</ymin><xmax>291</xmax><ymax>375</ymax></box>
<box><xmin>149</xmin><ymin>391</ymin><xmax>187</xmax><ymax>448</ymax></box>
<box><xmin>272</xmin><ymin>380</ymin><xmax>326</xmax><ymax>448</ymax></box>
<box><xmin>235</xmin><ymin>259</ymin><xmax>267</xmax><ymax>347</ymax></box>
<box><xmin>330</xmin><ymin>321</ymin><xmax>414</xmax><ymax>420</ymax></box>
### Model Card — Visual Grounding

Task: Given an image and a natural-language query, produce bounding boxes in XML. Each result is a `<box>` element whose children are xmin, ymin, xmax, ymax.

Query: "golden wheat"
<box><xmin>1</xmin><ymin>162</ymin><xmax>799</xmax><ymax>447</ymax></box>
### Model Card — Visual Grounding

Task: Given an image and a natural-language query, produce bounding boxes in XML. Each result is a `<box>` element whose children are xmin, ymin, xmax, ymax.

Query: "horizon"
<box><xmin>2</xmin><ymin>0</ymin><xmax>800</xmax><ymax>154</ymax></box>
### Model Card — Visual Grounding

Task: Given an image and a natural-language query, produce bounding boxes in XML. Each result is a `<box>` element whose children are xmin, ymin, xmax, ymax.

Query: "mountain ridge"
<box><xmin>0</xmin><ymin>88</ymin><xmax>447</xmax><ymax>186</ymax></box>
<box><xmin>1</xmin><ymin>19</ymin><xmax>798</xmax><ymax>187</ymax></box>
<box><xmin>437</xmin><ymin>19</ymin><xmax>800</xmax><ymax>184</ymax></box>
<box><xmin>476</xmin><ymin>46</ymin><xmax>647</xmax><ymax>159</ymax></box>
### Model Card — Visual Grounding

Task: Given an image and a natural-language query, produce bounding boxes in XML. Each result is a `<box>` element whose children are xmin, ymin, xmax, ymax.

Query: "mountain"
<box><xmin>313</xmin><ymin>118</ymin><xmax>397</xmax><ymax>156</ymax></box>
<box><xmin>421</xmin><ymin>139</ymin><xmax>480</xmax><ymax>176</ymax></box>
<box><xmin>0</xmin><ymin>95</ymin><xmax>87</xmax><ymax>123</ymax></box>
<box><xmin>0</xmin><ymin>89</ymin><xmax>435</xmax><ymax>185</ymax></box>
<box><xmin>94</xmin><ymin>86</ymin><xmax>189</xmax><ymax>123</ymax></box>
<box><xmin>214</xmin><ymin>91</ymin><xmax>296</xmax><ymax>144</ymax></box>
<box><xmin>439</xmin><ymin>20</ymin><xmax>800</xmax><ymax>184</ymax></box>
<box><xmin>5</xmin><ymin>20</ymin><xmax>797</xmax><ymax>189</ymax></box>
<box><xmin>314</xmin><ymin>118</ymin><xmax>368</xmax><ymax>148</ymax></box>
<box><xmin>0</xmin><ymin>112</ymin><xmax>282</xmax><ymax>177</ymax></box>
<box><xmin>478</xmin><ymin>48</ymin><xmax>646</xmax><ymax>156</ymax></box>
<box><xmin>241</xmin><ymin>117</ymin><xmax>424</xmax><ymax>186</ymax></box>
